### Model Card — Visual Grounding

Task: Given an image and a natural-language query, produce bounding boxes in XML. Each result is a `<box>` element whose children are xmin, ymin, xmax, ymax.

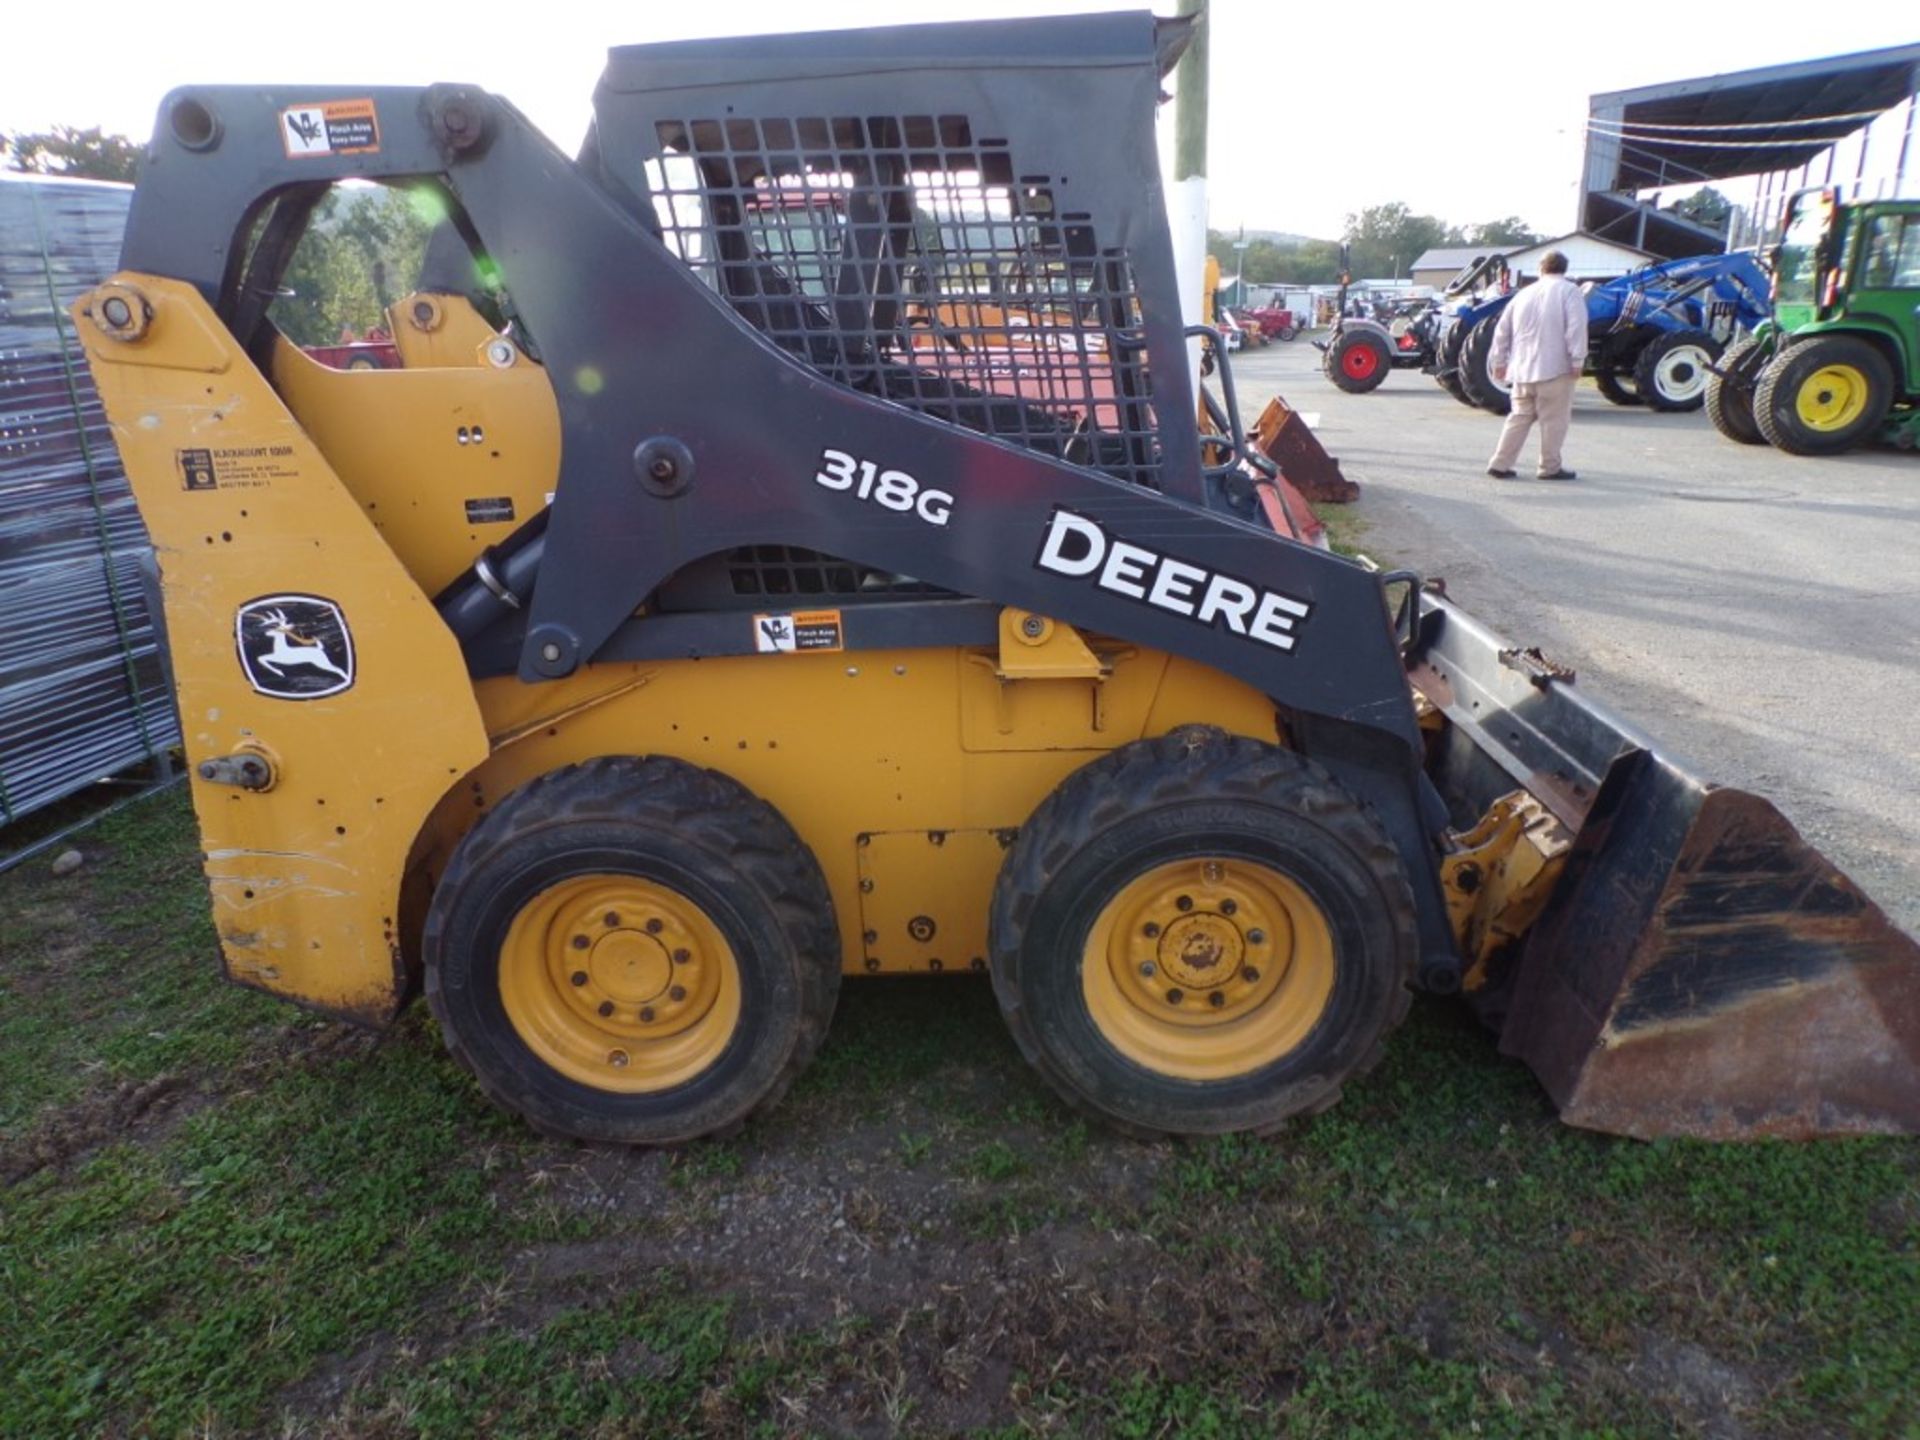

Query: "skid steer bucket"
<box><xmin>1410</xmin><ymin>587</ymin><xmax>1920</xmax><ymax>1139</ymax></box>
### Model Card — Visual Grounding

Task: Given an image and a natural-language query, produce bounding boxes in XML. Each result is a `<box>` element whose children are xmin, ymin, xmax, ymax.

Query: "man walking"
<box><xmin>1485</xmin><ymin>250</ymin><xmax>1587</xmax><ymax>480</ymax></box>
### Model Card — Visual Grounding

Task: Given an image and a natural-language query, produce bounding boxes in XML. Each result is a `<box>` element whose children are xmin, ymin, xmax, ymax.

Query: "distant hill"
<box><xmin>1228</xmin><ymin>229</ymin><xmax>1326</xmax><ymax>247</ymax></box>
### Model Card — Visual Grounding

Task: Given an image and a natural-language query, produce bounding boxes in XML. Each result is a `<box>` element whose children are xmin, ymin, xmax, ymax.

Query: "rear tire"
<box><xmin>1457</xmin><ymin>317</ymin><xmax>1513</xmax><ymax>415</ymax></box>
<box><xmin>1326</xmin><ymin>330</ymin><xmax>1391</xmax><ymax>393</ymax></box>
<box><xmin>424</xmin><ymin>756</ymin><xmax>839</xmax><ymax>1145</ymax></box>
<box><xmin>1705</xmin><ymin>336</ymin><xmax>1769</xmax><ymax>445</ymax></box>
<box><xmin>1634</xmin><ymin>329</ymin><xmax>1721</xmax><ymax>412</ymax></box>
<box><xmin>988</xmin><ymin>728</ymin><xmax>1417</xmax><ymax>1138</ymax></box>
<box><xmin>1435</xmin><ymin>320</ymin><xmax>1472</xmax><ymax>405</ymax></box>
<box><xmin>1754</xmin><ymin>335</ymin><xmax>1894</xmax><ymax>456</ymax></box>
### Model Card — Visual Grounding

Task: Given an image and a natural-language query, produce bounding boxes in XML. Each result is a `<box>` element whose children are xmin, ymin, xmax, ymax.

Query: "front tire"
<box><xmin>424</xmin><ymin>756</ymin><xmax>839</xmax><ymax>1145</ymax></box>
<box><xmin>989</xmin><ymin>729</ymin><xmax>1417</xmax><ymax>1138</ymax></box>
<box><xmin>1326</xmin><ymin>331</ymin><xmax>1391</xmax><ymax>393</ymax></box>
<box><xmin>1754</xmin><ymin>336</ymin><xmax>1894</xmax><ymax>456</ymax></box>
<box><xmin>1634</xmin><ymin>329</ymin><xmax>1721</xmax><ymax>412</ymax></box>
<box><xmin>1705</xmin><ymin>336</ymin><xmax>1768</xmax><ymax>445</ymax></box>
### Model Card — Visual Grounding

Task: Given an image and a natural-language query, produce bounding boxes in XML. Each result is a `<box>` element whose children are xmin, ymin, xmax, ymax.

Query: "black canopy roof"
<box><xmin>1587</xmin><ymin>44</ymin><xmax>1920</xmax><ymax>190</ymax></box>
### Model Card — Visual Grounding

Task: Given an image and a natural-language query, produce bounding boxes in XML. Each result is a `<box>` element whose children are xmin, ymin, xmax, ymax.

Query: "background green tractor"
<box><xmin>1708</xmin><ymin>189</ymin><xmax>1920</xmax><ymax>456</ymax></box>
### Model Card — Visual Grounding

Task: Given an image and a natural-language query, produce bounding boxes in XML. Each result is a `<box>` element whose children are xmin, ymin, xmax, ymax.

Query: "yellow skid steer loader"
<box><xmin>72</xmin><ymin>15</ymin><xmax>1918</xmax><ymax>1144</ymax></box>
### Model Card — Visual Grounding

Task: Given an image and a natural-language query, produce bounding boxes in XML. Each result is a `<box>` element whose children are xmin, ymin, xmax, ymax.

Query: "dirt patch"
<box><xmin>0</xmin><ymin>1072</ymin><xmax>194</xmax><ymax>1184</ymax></box>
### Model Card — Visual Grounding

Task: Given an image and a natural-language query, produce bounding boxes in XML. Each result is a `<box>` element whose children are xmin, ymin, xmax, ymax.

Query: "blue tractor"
<box><xmin>1440</xmin><ymin>252</ymin><xmax>1772</xmax><ymax>416</ymax></box>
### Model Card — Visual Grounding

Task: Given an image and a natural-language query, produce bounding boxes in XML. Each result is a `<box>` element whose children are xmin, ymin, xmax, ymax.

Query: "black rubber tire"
<box><xmin>1594</xmin><ymin>366</ymin><xmax>1641</xmax><ymax>406</ymax></box>
<box><xmin>1753</xmin><ymin>335</ymin><xmax>1895</xmax><ymax>457</ymax></box>
<box><xmin>1435</xmin><ymin>320</ymin><xmax>1472</xmax><ymax>405</ymax></box>
<box><xmin>1277</xmin><ymin>324</ymin><xmax>1298</xmax><ymax>342</ymax></box>
<box><xmin>1634</xmin><ymin>329</ymin><xmax>1722</xmax><ymax>412</ymax></box>
<box><xmin>988</xmin><ymin>727</ymin><xmax>1418</xmax><ymax>1139</ymax></box>
<box><xmin>1457</xmin><ymin>315</ymin><xmax>1513</xmax><ymax>416</ymax></box>
<box><xmin>1326</xmin><ymin>330</ymin><xmax>1392</xmax><ymax>394</ymax></box>
<box><xmin>424</xmin><ymin>756</ymin><xmax>839</xmax><ymax>1145</ymax></box>
<box><xmin>1705</xmin><ymin>336</ymin><xmax>1769</xmax><ymax>445</ymax></box>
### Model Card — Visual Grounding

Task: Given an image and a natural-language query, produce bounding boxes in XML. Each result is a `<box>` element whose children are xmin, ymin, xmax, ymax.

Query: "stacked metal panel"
<box><xmin>0</xmin><ymin>174</ymin><xmax>178</xmax><ymax>827</ymax></box>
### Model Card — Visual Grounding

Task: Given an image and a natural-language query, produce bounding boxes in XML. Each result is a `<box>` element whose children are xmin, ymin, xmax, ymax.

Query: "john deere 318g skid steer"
<box><xmin>73</xmin><ymin>14</ymin><xmax>1919</xmax><ymax>1145</ymax></box>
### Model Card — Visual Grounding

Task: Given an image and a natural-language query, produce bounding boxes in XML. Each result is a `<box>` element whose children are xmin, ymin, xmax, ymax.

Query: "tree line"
<box><xmin>1210</xmin><ymin>203</ymin><xmax>1544</xmax><ymax>286</ymax></box>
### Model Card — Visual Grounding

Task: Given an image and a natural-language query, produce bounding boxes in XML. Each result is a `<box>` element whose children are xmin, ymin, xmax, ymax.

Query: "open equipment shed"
<box><xmin>1582</xmin><ymin>44</ymin><xmax>1920</xmax><ymax>260</ymax></box>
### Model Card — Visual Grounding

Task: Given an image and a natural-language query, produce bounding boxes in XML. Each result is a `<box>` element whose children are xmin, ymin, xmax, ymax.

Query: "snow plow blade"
<box><xmin>1408</xmin><ymin>586</ymin><xmax>1920</xmax><ymax>1140</ymax></box>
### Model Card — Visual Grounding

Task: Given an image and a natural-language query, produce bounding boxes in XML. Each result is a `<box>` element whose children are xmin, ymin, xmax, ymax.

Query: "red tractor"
<box><xmin>1246</xmin><ymin>304</ymin><xmax>1300</xmax><ymax>341</ymax></box>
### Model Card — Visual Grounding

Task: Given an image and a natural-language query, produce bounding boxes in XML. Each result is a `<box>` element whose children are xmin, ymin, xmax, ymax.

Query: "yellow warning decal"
<box><xmin>752</xmin><ymin>609</ymin><xmax>844</xmax><ymax>654</ymax></box>
<box><xmin>281</xmin><ymin>100</ymin><xmax>381</xmax><ymax>158</ymax></box>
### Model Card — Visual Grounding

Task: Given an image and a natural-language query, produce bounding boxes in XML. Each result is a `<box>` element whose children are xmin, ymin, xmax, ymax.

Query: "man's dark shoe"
<box><xmin>1486</xmin><ymin>467</ymin><xmax>1517</xmax><ymax>478</ymax></box>
<box><xmin>1537</xmin><ymin>469</ymin><xmax>1577</xmax><ymax>480</ymax></box>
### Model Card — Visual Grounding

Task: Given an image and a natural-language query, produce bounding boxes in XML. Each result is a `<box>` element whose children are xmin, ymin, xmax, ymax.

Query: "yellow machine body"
<box><xmin>73</xmin><ymin>275</ymin><xmax>1280</xmax><ymax>1020</ymax></box>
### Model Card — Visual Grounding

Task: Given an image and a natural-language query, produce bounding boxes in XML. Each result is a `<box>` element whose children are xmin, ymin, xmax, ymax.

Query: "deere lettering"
<box><xmin>1034</xmin><ymin>508</ymin><xmax>1311</xmax><ymax>651</ymax></box>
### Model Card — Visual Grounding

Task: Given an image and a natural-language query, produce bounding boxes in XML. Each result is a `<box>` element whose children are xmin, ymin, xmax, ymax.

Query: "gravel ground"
<box><xmin>1232</xmin><ymin>334</ymin><xmax>1919</xmax><ymax>937</ymax></box>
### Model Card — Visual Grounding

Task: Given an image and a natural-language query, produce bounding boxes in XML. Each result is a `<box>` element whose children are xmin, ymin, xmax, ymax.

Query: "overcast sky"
<box><xmin>6</xmin><ymin>0</ymin><xmax>1915</xmax><ymax>238</ymax></box>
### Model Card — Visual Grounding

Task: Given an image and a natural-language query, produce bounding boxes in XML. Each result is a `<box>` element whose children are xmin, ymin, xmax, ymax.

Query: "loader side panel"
<box><xmin>412</xmin><ymin>644</ymin><xmax>1283</xmax><ymax>978</ymax></box>
<box><xmin>72</xmin><ymin>276</ymin><xmax>490</xmax><ymax>1023</ymax></box>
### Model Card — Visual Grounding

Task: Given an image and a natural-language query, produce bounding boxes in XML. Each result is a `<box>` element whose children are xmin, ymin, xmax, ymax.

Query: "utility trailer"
<box><xmin>70</xmin><ymin>15</ymin><xmax>1919</xmax><ymax>1145</ymax></box>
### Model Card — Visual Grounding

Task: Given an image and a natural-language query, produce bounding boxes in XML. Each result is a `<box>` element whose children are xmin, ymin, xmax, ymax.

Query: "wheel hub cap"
<box><xmin>1159</xmin><ymin>913</ymin><xmax>1246</xmax><ymax>990</ymax></box>
<box><xmin>590</xmin><ymin>929</ymin><xmax>672</xmax><ymax>1004</ymax></box>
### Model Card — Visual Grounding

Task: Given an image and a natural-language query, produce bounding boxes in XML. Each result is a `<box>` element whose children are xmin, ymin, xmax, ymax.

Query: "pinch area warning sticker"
<box><xmin>281</xmin><ymin>100</ymin><xmax>380</xmax><ymax>158</ymax></box>
<box><xmin>753</xmin><ymin>610</ymin><xmax>843</xmax><ymax>654</ymax></box>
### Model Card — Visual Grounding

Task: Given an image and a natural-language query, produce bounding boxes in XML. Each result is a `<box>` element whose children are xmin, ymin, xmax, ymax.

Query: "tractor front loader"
<box><xmin>73</xmin><ymin>15</ymin><xmax>1919</xmax><ymax>1146</ymax></box>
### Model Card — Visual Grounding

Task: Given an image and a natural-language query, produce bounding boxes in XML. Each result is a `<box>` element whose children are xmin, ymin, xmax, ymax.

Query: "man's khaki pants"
<box><xmin>1488</xmin><ymin>373</ymin><xmax>1577</xmax><ymax>475</ymax></box>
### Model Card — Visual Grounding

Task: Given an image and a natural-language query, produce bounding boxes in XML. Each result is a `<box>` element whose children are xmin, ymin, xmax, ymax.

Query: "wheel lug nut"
<box><xmin>598</xmin><ymin>1001</ymin><xmax>615</xmax><ymax>1017</ymax></box>
<box><xmin>640</xmin><ymin>1006</ymin><xmax>656</xmax><ymax>1022</ymax></box>
<box><xmin>608</xmin><ymin>1049</ymin><xmax>630</xmax><ymax>1068</ymax></box>
<box><xmin>603</xmin><ymin>912</ymin><xmax>620</xmax><ymax>927</ymax></box>
<box><xmin>1166</xmin><ymin>988</ymin><xmax>1184</xmax><ymax>1005</ymax></box>
<box><xmin>672</xmin><ymin>948</ymin><xmax>690</xmax><ymax>964</ymax></box>
<box><xmin>1246</xmin><ymin>929</ymin><xmax>1265</xmax><ymax>945</ymax></box>
<box><xmin>570</xmin><ymin>934</ymin><xmax>590</xmax><ymax>950</ymax></box>
<box><xmin>1209</xmin><ymin>991</ymin><xmax>1226</xmax><ymax>1008</ymax></box>
<box><xmin>1175</xmin><ymin>895</ymin><xmax>1193</xmax><ymax>912</ymax></box>
<box><xmin>1242</xmin><ymin>966</ymin><xmax>1260</xmax><ymax>983</ymax></box>
<box><xmin>645</xmin><ymin>918</ymin><xmax>663</xmax><ymax>935</ymax></box>
<box><xmin>1142</xmin><ymin>922</ymin><xmax>1160</xmax><ymax>938</ymax></box>
<box><xmin>570</xmin><ymin>971</ymin><xmax>588</xmax><ymax>987</ymax></box>
<box><xmin>1138</xmin><ymin>961</ymin><xmax>1157</xmax><ymax>978</ymax></box>
<box><xmin>669</xmin><ymin>985</ymin><xmax>686</xmax><ymax>1002</ymax></box>
<box><xmin>1220</xmin><ymin>899</ymin><xmax>1237</xmax><ymax>916</ymax></box>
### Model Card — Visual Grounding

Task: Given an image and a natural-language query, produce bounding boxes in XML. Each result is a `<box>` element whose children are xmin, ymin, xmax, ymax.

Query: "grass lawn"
<box><xmin>2</xmin><ymin>790</ymin><xmax>1915</xmax><ymax>1438</ymax></box>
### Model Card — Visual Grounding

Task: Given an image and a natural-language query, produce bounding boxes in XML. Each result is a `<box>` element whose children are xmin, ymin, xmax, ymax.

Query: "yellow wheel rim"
<box><xmin>499</xmin><ymin>874</ymin><xmax>741</xmax><ymax>1093</ymax></box>
<box><xmin>1082</xmin><ymin>857</ymin><xmax>1336</xmax><ymax>1081</ymax></box>
<box><xmin>1794</xmin><ymin>363</ymin><xmax>1870</xmax><ymax>432</ymax></box>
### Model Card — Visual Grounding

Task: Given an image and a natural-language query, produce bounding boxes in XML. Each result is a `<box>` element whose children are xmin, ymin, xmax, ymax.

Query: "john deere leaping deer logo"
<box><xmin>235</xmin><ymin>596</ymin><xmax>355</xmax><ymax>699</ymax></box>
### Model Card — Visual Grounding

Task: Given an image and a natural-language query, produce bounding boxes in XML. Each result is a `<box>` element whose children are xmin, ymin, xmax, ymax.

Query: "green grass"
<box><xmin>2</xmin><ymin>789</ymin><xmax>1916</xmax><ymax>1437</ymax></box>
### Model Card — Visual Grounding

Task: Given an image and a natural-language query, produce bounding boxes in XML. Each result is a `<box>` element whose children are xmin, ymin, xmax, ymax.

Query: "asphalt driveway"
<box><xmin>1233</xmin><ymin>335</ymin><xmax>1919</xmax><ymax>936</ymax></box>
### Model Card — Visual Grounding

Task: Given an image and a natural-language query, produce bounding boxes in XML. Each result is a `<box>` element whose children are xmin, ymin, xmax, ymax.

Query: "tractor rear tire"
<box><xmin>1594</xmin><ymin>367</ymin><xmax>1640</xmax><ymax>406</ymax></box>
<box><xmin>1326</xmin><ymin>331</ymin><xmax>1391</xmax><ymax>393</ymax></box>
<box><xmin>1705</xmin><ymin>336</ymin><xmax>1768</xmax><ymax>445</ymax></box>
<box><xmin>1754</xmin><ymin>335</ymin><xmax>1894</xmax><ymax>456</ymax></box>
<box><xmin>1634</xmin><ymin>329</ymin><xmax>1721</xmax><ymax>412</ymax></box>
<box><xmin>1457</xmin><ymin>318</ymin><xmax>1512</xmax><ymax>416</ymax></box>
<box><xmin>424</xmin><ymin>756</ymin><xmax>839</xmax><ymax>1145</ymax></box>
<box><xmin>988</xmin><ymin>727</ymin><xmax>1417</xmax><ymax>1138</ymax></box>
